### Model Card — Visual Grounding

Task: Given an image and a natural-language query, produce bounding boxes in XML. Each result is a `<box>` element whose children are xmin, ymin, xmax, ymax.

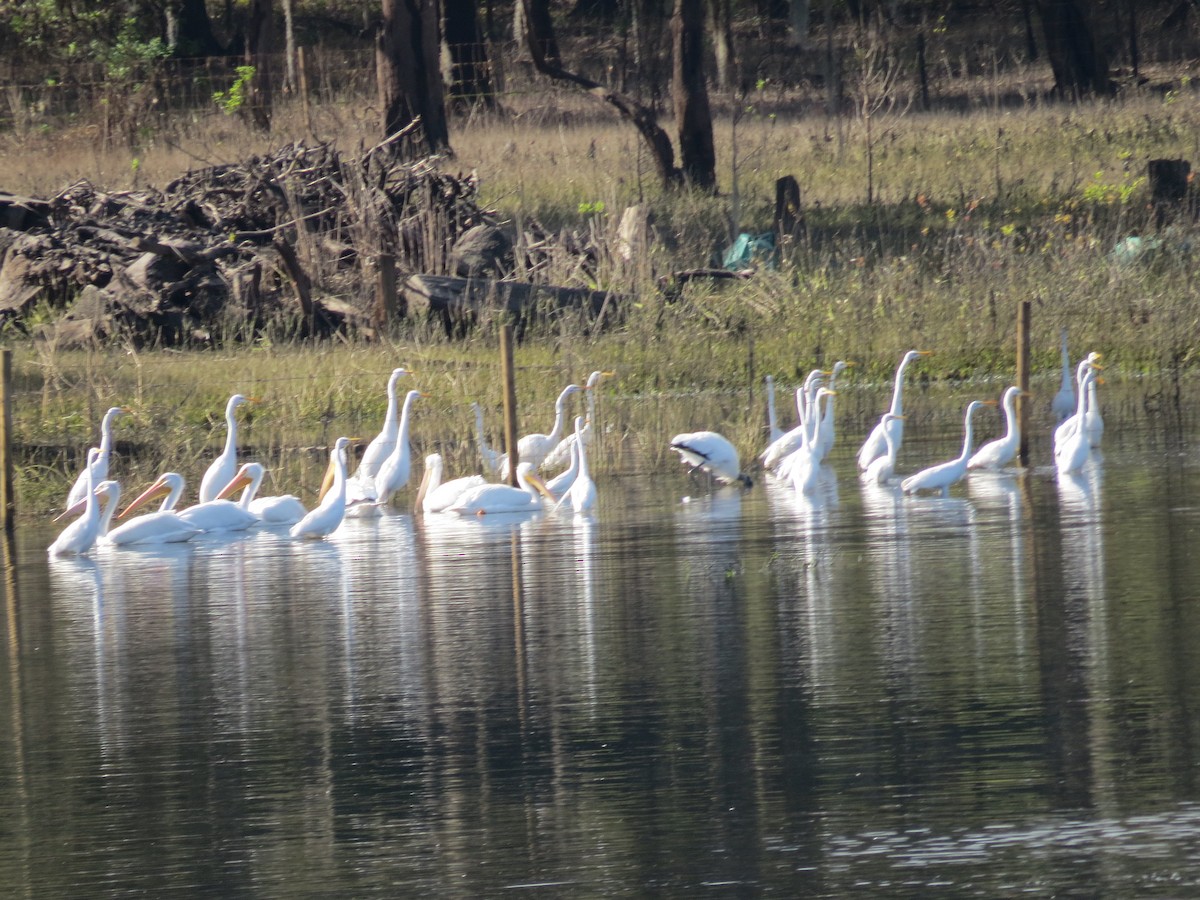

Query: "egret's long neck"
<box><xmin>958</xmin><ymin>408</ymin><xmax>978</xmax><ymax>462</ymax></box>
<box><xmin>331</xmin><ymin>451</ymin><xmax>347</xmax><ymax>499</ymax></box>
<box><xmin>99</xmin><ymin>417</ymin><xmax>116</xmax><ymax>454</ymax></box>
<box><xmin>474</xmin><ymin>407</ymin><xmax>487</xmax><ymax>444</ymax></box>
<box><xmin>1003</xmin><ymin>398</ymin><xmax>1019</xmax><ymax>439</ymax></box>
<box><xmin>549</xmin><ymin>397</ymin><xmax>569</xmax><ymax>442</ymax></box>
<box><xmin>222</xmin><ymin>406</ymin><xmax>240</xmax><ymax>456</ymax></box>
<box><xmin>1060</xmin><ymin>334</ymin><xmax>1072</xmax><ymax>386</ymax></box>
<box><xmin>383</xmin><ymin>380</ymin><xmax>401</xmax><ymax>438</ymax></box>
<box><xmin>889</xmin><ymin>360</ymin><xmax>910</xmax><ymax>416</ymax></box>
<box><xmin>1076</xmin><ymin>376</ymin><xmax>1091</xmax><ymax>420</ymax></box>
<box><xmin>398</xmin><ymin>395</ymin><xmax>418</xmax><ymax>444</ymax></box>
<box><xmin>576</xmin><ymin>429</ymin><xmax>590</xmax><ymax>480</ymax></box>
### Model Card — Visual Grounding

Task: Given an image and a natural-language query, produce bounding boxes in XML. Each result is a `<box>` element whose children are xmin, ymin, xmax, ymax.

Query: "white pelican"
<box><xmin>556</xmin><ymin>416</ymin><xmax>596</xmax><ymax>513</ymax></box>
<box><xmin>122</xmin><ymin>470</ymin><xmax>257</xmax><ymax>533</ymax></box>
<box><xmin>500</xmin><ymin>383</ymin><xmax>584</xmax><ymax>477</ymax></box>
<box><xmin>49</xmin><ymin>448</ymin><xmax>104</xmax><ymax>556</ymax></box>
<box><xmin>448</xmin><ymin>462</ymin><xmax>553</xmax><ymax>515</ymax></box>
<box><xmin>968</xmin><ymin>386</ymin><xmax>1026</xmax><ymax>470</ymax></box>
<box><xmin>1056</xmin><ymin>369</ymin><xmax>1098</xmax><ymax>476</ymax></box>
<box><xmin>372</xmin><ymin>390</ymin><xmax>426</xmax><ymax>505</ymax></box>
<box><xmin>670</xmin><ymin>431</ymin><xmax>753</xmax><ymax>487</ymax></box>
<box><xmin>814</xmin><ymin>360</ymin><xmax>854</xmax><ymax>461</ymax></box>
<box><xmin>414</xmin><ymin>453</ymin><xmax>486</xmax><ymax>514</ymax></box>
<box><xmin>1051</xmin><ymin>328</ymin><xmax>1076</xmax><ymax>423</ymax></box>
<box><xmin>544</xmin><ymin>438</ymin><xmax>580</xmax><ymax>498</ymax></box>
<box><xmin>1054</xmin><ymin>354</ymin><xmax>1103</xmax><ymax>455</ymax></box>
<box><xmin>860</xmin><ymin>414</ymin><xmax>905</xmax><ymax>484</ymax></box>
<box><xmin>471</xmin><ymin>401</ymin><xmax>504</xmax><ymax>476</ymax></box>
<box><xmin>65</xmin><ymin>406</ymin><xmax>129</xmax><ymax>510</ymax></box>
<box><xmin>63</xmin><ymin>476</ymin><xmax>201</xmax><ymax>546</ymax></box>
<box><xmin>901</xmin><ymin>399</ymin><xmax>995</xmax><ymax>496</ymax></box>
<box><xmin>541</xmin><ymin>370</ymin><xmax>615</xmax><ymax>471</ymax></box>
<box><xmin>354</xmin><ymin>367</ymin><xmax>413</xmax><ymax>484</ymax></box>
<box><xmin>858</xmin><ymin>349</ymin><xmax>932</xmax><ymax>471</ymax></box>
<box><xmin>216</xmin><ymin>462</ymin><xmax>307</xmax><ymax>524</ymax></box>
<box><xmin>291</xmin><ymin>437</ymin><xmax>354</xmax><ymax>539</ymax></box>
<box><xmin>198</xmin><ymin>393</ymin><xmax>256</xmax><ymax>503</ymax></box>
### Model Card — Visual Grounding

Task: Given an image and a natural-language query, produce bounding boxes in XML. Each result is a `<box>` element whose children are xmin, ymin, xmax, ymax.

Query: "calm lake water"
<box><xmin>6</xmin><ymin>384</ymin><xmax>1200</xmax><ymax>897</ymax></box>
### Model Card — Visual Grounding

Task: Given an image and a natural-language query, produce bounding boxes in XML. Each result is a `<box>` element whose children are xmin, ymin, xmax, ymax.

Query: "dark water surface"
<box><xmin>5</xmin><ymin>396</ymin><xmax>1200</xmax><ymax>897</ymax></box>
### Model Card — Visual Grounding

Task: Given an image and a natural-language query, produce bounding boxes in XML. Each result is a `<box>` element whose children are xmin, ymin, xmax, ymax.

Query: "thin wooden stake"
<box><xmin>500</xmin><ymin>324</ymin><xmax>520</xmax><ymax>487</ymax></box>
<box><xmin>0</xmin><ymin>350</ymin><xmax>13</xmax><ymax>531</ymax></box>
<box><xmin>1016</xmin><ymin>300</ymin><xmax>1031</xmax><ymax>466</ymax></box>
<box><xmin>374</xmin><ymin>252</ymin><xmax>397</xmax><ymax>330</ymax></box>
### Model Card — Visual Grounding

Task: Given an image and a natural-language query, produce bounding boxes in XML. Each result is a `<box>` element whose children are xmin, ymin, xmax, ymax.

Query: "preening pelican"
<box><xmin>472</xmin><ymin>401</ymin><xmax>504</xmax><ymax>476</ymax></box>
<box><xmin>500</xmin><ymin>383</ymin><xmax>584</xmax><ymax>477</ymax></box>
<box><xmin>123</xmin><ymin>469</ymin><xmax>256</xmax><ymax>533</ymax></box>
<box><xmin>66</xmin><ymin>406</ymin><xmax>129</xmax><ymax>510</ymax></box>
<box><xmin>1056</xmin><ymin>369</ymin><xmax>1098</xmax><ymax>476</ymax></box>
<box><xmin>968</xmin><ymin>386</ymin><xmax>1026</xmax><ymax>470</ymax></box>
<box><xmin>670</xmin><ymin>431</ymin><xmax>753</xmax><ymax>487</ymax></box>
<box><xmin>291</xmin><ymin>437</ymin><xmax>354</xmax><ymax>539</ymax></box>
<box><xmin>216</xmin><ymin>462</ymin><xmax>307</xmax><ymax>524</ymax></box>
<box><xmin>901</xmin><ymin>399</ymin><xmax>995</xmax><ymax>496</ymax></box>
<box><xmin>354</xmin><ymin>367</ymin><xmax>413</xmax><ymax>484</ymax></box>
<box><xmin>814</xmin><ymin>360</ymin><xmax>854</xmax><ymax>461</ymax></box>
<box><xmin>49</xmin><ymin>448</ymin><xmax>103</xmax><ymax>556</ymax></box>
<box><xmin>858</xmin><ymin>350</ymin><xmax>932</xmax><ymax>471</ymax></box>
<box><xmin>556</xmin><ymin>416</ymin><xmax>596</xmax><ymax>513</ymax></box>
<box><xmin>415</xmin><ymin>453</ymin><xmax>487</xmax><ymax>514</ymax></box>
<box><xmin>372</xmin><ymin>390</ymin><xmax>426</xmax><ymax>504</ymax></box>
<box><xmin>1051</xmin><ymin>329</ymin><xmax>1075</xmax><ymax>423</ymax></box>
<box><xmin>542</xmin><ymin>370</ymin><xmax>615</xmax><ymax>471</ymax></box>
<box><xmin>198</xmin><ymin>393</ymin><xmax>256</xmax><ymax>503</ymax></box>
<box><xmin>861</xmin><ymin>414</ymin><xmax>905</xmax><ymax>484</ymax></box>
<box><xmin>448</xmin><ymin>462</ymin><xmax>553</xmax><ymax>515</ymax></box>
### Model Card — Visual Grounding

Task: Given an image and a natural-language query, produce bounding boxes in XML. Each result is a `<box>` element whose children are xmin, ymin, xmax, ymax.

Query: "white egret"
<box><xmin>49</xmin><ymin>448</ymin><xmax>103</xmax><ymax>556</ymax></box>
<box><xmin>814</xmin><ymin>360</ymin><xmax>854</xmax><ymax>461</ymax></box>
<box><xmin>198</xmin><ymin>393</ymin><xmax>256</xmax><ymax>503</ymax></box>
<box><xmin>354</xmin><ymin>367</ymin><xmax>413</xmax><ymax>484</ymax></box>
<box><xmin>414</xmin><ymin>453</ymin><xmax>487</xmax><ymax>514</ymax></box>
<box><xmin>858</xmin><ymin>349</ymin><xmax>932</xmax><ymax>471</ymax></box>
<box><xmin>968</xmin><ymin>386</ymin><xmax>1026</xmax><ymax>470</ymax></box>
<box><xmin>901</xmin><ymin>399</ymin><xmax>995</xmax><ymax>496</ymax></box>
<box><xmin>544</xmin><ymin>437</ymin><xmax>580</xmax><ymax>498</ymax></box>
<box><xmin>1085</xmin><ymin>373</ymin><xmax>1104</xmax><ymax>447</ymax></box>
<box><xmin>1054</xmin><ymin>354</ymin><xmax>1103</xmax><ymax>454</ymax></box>
<box><xmin>670</xmin><ymin>431</ymin><xmax>753</xmax><ymax>487</ymax></box>
<box><xmin>216</xmin><ymin>462</ymin><xmax>307</xmax><ymax>525</ymax></box>
<box><xmin>1050</xmin><ymin>328</ymin><xmax>1075</xmax><ymax>423</ymax></box>
<box><xmin>65</xmin><ymin>406</ymin><xmax>129</xmax><ymax>510</ymax></box>
<box><xmin>500</xmin><ymin>383</ymin><xmax>585</xmax><ymax>477</ymax></box>
<box><xmin>372</xmin><ymin>390</ymin><xmax>426</xmax><ymax>504</ymax></box>
<box><xmin>860</xmin><ymin>414</ymin><xmax>905</xmax><ymax>485</ymax></box>
<box><xmin>541</xmin><ymin>370</ymin><xmax>615</xmax><ymax>470</ymax></box>
<box><xmin>777</xmin><ymin>388</ymin><xmax>837</xmax><ymax>485</ymax></box>
<box><xmin>1056</xmin><ymin>370</ymin><xmax>1097</xmax><ymax>476</ymax></box>
<box><xmin>471</xmin><ymin>401</ymin><xmax>504</xmax><ymax>476</ymax></box>
<box><xmin>761</xmin><ymin>370</ymin><xmax>828</xmax><ymax>470</ymax></box>
<box><xmin>448</xmin><ymin>462</ymin><xmax>553</xmax><ymax>515</ymax></box>
<box><xmin>291</xmin><ymin>437</ymin><xmax>355</xmax><ymax>539</ymax></box>
<box><xmin>557</xmin><ymin>416</ymin><xmax>596</xmax><ymax>513</ymax></box>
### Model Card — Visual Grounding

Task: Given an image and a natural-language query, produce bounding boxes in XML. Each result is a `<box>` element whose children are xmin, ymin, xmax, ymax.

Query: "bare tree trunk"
<box><xmin>672</xmin><ymin>0</ymin><xmax>716</xmax><ymax>190</ymax></box>
<box><xmin>282</xmin><ymin>0</ymin><xmax>296</xmax><ymax>92</ymax></box>
<box><xmin>710</xmin><ymin>0</ymin><xmax>736</xmax><ymax>92</ymax></box>
<box><xmin>522</xmin><ymin>0</ymin><xmax>561</xmax><ymax>67</ymax></box>
<box><xmin>1034</xmin><ymin>0</ymin><xmax>1113</xmax><ymax>97</ymax></box>
<box><xmin>518</xmin><ymin>0</ymin><xmax>681</xmax><ymax>188</ymax></box>
<box><xmin>788</xmin><ymin>0</ymin><xmax>811</xmax><ymax>48</ymax></box>
<box><xmin>377</xmin><ymin>0</ymin><xmax>451</xmax><ymax>153</ymax></box>
<box><xmin>170</xmin><ymin>0</ymin><xmax>225</xmax><ymax>57</ymax></box>
<box><xmin>444</xmin><ymin>0</ymin><xmax>497</xmax><ymax>108</ymax></box>
<box><xmin>244</xmin><ymin>0</ymin><xmax>274</xmax><ymax>132</ymax></box>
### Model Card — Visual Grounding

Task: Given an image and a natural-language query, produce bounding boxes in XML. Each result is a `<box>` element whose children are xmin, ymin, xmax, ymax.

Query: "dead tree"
<box><xmin>673</xmin><ymin>0</ymin><xmax>716</xmax><ymax>191</ymax></box>
<box><xmin>377</xmin><ymin>0</ymin><xmax>451</xmax><ymax>153</ymax></box>
<box><xmin>1034</xmin><ymin>0</ymin><xmax>1114</xmax><ymax>97</ymax></box>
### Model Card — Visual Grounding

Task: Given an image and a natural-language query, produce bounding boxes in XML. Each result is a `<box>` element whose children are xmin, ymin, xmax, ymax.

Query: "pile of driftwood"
<box><xmin>0</xmin><ymin>139</ymin><xmax>512</xmax><ymax>346</ymax></box>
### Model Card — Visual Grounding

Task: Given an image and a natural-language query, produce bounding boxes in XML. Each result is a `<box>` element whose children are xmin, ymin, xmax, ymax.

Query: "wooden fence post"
<box><xmin>1</xmin><ymin>349</ymin><xmax>14</xmax><ymax>531</ymax></box>
<box><xmin>1016</xmin><ymin>300</ymin><xmax>1031</xmax><ymax>466</ymax></box>
<box><xmin>500</xmin><ymin>324</ymin><xmax>519</xmax><ymax>486</ymax></box>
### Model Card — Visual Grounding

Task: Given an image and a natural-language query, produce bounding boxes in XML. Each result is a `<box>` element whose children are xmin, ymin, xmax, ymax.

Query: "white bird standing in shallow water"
<box><xmin>216</xmin><ymin>462</ymin><xmax>307</xmax><ymax>525</ymax></box>
<box><xmin>50</xmin><ymin>448</ymin><xmax>103</xmax><ymax>556</ymax></box>
<box><xmin>66</xmin><ymin>406</ymin><xmax>129</xmax><ymax>510</ymax></box>
<box><xmin>448</xmin><ymin>462</ymin><xmax>553</xmax><ymax>515</ymax></box>
<box><xmin>1056</xmin><ymin>369</ymin><xmax>1098</xmax><ymax>476</ymax></box>
<box><xmin>859</xmin><ymin>350</ymin><xmax>932</xmax><ymax>471</ymax></box>
<box><xmin>814</xmin><ymin>360</ymin><xmax>854</xmax><ymax>461</ymax></box>
<box><xmin>501</xmin><ymin>383</ymin><xmax>585</xmax><ymax>478</ymax></box>
<box><xmin>414</xmin><ymin>453</ymin><xmax>487</xmax><ymax>514</ymax></box>
<box><xmin>1054</xmin><ymin>354</ymin><xmax>1103</xmax><ymax>456</ymax></box>
<box><xmin>556</xmin><ymin>416</ymin><xmax>597</xmax><ymax>513</ymax></box>
<box><xmin>471</xmin><ymin>402</ymin><xmax>504</xmax><ymax>476</ymax></box>
<box><xmin>1051</xmin><ymin>329</ymin><xmax>1076</xmax><ymax>423</ymax></box>
<box><xmin>861</xmin><ymin>414</ymin><xmax>905</xmax><ymax>485</ymax></box>
<box><xmin>761</xmin><ymin>369</ymin><xmax>828</xmax><ymax>470</ymax></box>
<box><xmin>542</xmin><ymin>370</ymin><xmax>615</xmax><ymax>471</ymax></box>
<box><xmin>670</xmin><ymin>431</ymin><xmax>753</xmax><ymax>488</ymax></box>
<box><xmin>968</xmin><ymin>386</ymin><xmax>1026</xmax><ymax>470</ymax></box>
<box><xmin>371</xmin><ymin>390</ymin><xmax>426</xmax><ymax>505</ymax></box>
<box><xmin>545</xmin><ymin>438</ymin><xmax>581</xmax><ymax>498</ymax></box>
<box><xmin>1085</xmin><ymin>371</ymin><xmax>1104</xmax><ymax>448</ymax></box>
<box><xmin>291</xmin><ymin>437</ymin><xmax>355</xmax><ymax>539</ymax></box>
<box><xmin>199</xmin><ymin>393</ymin><xmax>256</xmax><ymax>503</ymax></box>
<box><xmin>353</xmin><ymin>367</ymin><xmax>413</xmax><ymax>486</ymax></box>
<box><xmin>901</xmin><ymin>399</ymin><xmax>996</xmax><ymax>496</ymax></box>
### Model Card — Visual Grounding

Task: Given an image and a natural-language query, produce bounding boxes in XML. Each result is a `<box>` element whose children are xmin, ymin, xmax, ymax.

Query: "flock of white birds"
<box><xmin>48</xmin><ymin>369</ymin><xmax>616</xmax><ymax>557</ymax></box>
<box><xmin>49</xmin><ymin>334</ymin><xmax>1102</xmax><ymax>558</ymax></box>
